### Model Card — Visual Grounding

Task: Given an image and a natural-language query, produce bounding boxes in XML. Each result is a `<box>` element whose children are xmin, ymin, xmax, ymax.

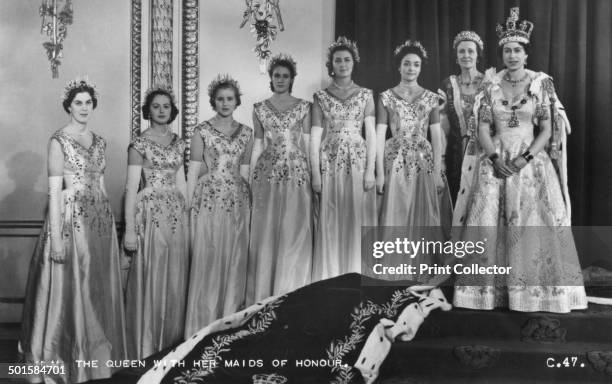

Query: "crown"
<box><xmin>144</xmin><ymin>85</ymin><xmax>176</xmax><ymax>104</ymax></box>
<box><xmin>496</xmin><ymin>7</ymin><xmax>534</xmax><ymax>46</ymax></box>
<box><xmin>328</xmin><ymin>36</ymin><xmax>360</xmax><ymax>63</ymax></box>
<box><xmin>267</xmin><ymin>53</ymin><xmax>297</xmax><ymax>76</ymax></box>
<box><xmin>394</xmin><ymin>39</ymin><xmax>428</xmax><ymax>60</ymax></box>
<box><xmin>207</xmin><ymin>74</ymin><xmax>241</xmax><ymax>98</ymax></box>
<box><xmin>453</xmin><ymin>30</ymin><xmax>484</xmax><ymax>50</ymax></box>
<box><xmin>61</xmin><ymin>76</ymin><xmax>98</xmax><ymax>102</ymax></box>
<box><xmin>252</xmin><ymin>373</ymin><xmax>288</xmax><ymax>384</ymax></box>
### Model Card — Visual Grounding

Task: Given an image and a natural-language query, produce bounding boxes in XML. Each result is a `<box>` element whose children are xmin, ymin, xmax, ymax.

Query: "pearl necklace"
<box><xmin>332</xmin><ymin>80</ymin><xmax>355</xmax><ymax>91</ymax></box>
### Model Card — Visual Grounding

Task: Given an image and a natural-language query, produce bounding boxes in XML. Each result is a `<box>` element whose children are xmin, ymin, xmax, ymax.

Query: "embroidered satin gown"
<box><xmin>21</xmin><ymin>130</ymin><xmax>127</xmax><ymax>383</ymax></box>
<box><xmin>313</xmin><ymin>88</ymin><xmax>377</xmax><ymax>281</ymax></box>
<box><xmin>453</xmin><ymin>75</ymin><xmax>587</xmax><ymax>312</ymax></box>
<box><xmin>185</xmin><ymin>121</ymin><xmax>252</xmax><ymax>337</ymax></box>
<box><xmin>378</xmin><ymin>90</ymin><xmax>451</xmax><ymax>278</ymax></box>
<box><xmin>247</xmin><ymin>99</ymin><xmax>312</xmax><ymax>304</ymax></box>
<box><xmin>124</xmin><ymin>134</ymin><xmax>189</xmax><ymax>360</ymax></box>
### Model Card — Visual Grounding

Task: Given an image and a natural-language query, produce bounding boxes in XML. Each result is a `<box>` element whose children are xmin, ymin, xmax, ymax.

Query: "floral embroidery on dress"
<box><xmin>380</xmin><ymin>90</ymin><xmax>439</xmax><ymax>179</ymax></box>
<box><xmin>173</xmin><ymin>296</ymin><xmax>286</xmax><ymax>382</ymax></box>
<box><xmin>191</xmin><ymin>121</ymin><xmax>252</xmax><ymax>215</ymax></box>
<box><xmin>316</xmin><ymin>88</ymin><xmax>371</xmax><ymax>176</ymax></box>
<box><xmin>327</xmin><ymin>287</ymin><xmax>417</xmax><ymax>384</ymax></box>
<box><xmin>252</xmin><ymin>99</ymin><xmax>310</xmax><ymax>185</ymax></box>
<box><xmin>52</xmin><ymin>130</ymin><xmax>113</xmax><ymax>236</ymax></box>
<box><xmin>130</xmin><ymin>135</ymin><xmax>187</xmax><ymax>233</ymax></box>
<box><xmin>454</xmin><ymin>71</ymin><xmax>586</xmax><ymax>313</ymax></box>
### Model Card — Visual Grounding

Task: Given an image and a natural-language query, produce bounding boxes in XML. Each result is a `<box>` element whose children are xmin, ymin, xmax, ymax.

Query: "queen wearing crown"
<box><xmin>184</xmin><ymin>75</ymin><xmax>253</xmax><ymax>337</ymax></box>
<box><xmin>20</xmin><ymin>77</ymin><xmax>127</xmax><ymax>382</ymax></box>
<box><xmin>122</xmin><ymin>86</ymin><xmax>189</xmax><ymax>359</ymax></box>
<box><xmin>310</xmin><ymin>37</ymin><xmax>377</xmax><ymax>280</ymax></box>
<box><xmin>452</xmin><ymin>8</ymin><xmax>587</xmax><ymax>312</ymax></box>
<box><xmin>246</xmin><ymin>54</ymin><xmax>313</xmax><ymax>304</ymax></box>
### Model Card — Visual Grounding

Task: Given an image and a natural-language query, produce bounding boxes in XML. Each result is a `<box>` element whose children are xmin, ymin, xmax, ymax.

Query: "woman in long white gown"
<box><xmin>310</xmin><ymin>36</ymin><xmax>377</xmax><ymax>281</ymax></box>
<box><xmin>185</xmin><ymin>75</ymin><xmax>253</xmax><ymax>337</ymax></box>
<box><xmin>247</xmin><ymin>54</ymin><xmax>313</xmax><ymax>304</ymax></box>
<box><xmin>453</xmin><ymin>8</ymin><xmax>587</xmax><ymax>313</ymax></box>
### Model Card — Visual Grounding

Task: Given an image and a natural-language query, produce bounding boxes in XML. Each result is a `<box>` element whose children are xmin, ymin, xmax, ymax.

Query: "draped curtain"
<box><xmin>335</xmin><ymin>0</ymin><xmax>612</xmax><ymax>265</ymax></box>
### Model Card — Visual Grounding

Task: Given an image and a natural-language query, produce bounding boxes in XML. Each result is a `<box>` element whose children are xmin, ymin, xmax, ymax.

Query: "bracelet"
<box><xmin>488</xmin><ymin>153</ymin><xmax>499</xmax><ymax>162</ymax></box>
<box><xmin>522</xmin><ymin>151</ymin><xmax>534</xmax><ymax>162</ymax></box>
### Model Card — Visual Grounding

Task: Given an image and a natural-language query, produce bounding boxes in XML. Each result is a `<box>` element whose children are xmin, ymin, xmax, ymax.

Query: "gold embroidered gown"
<box><xmin>21</xmin><ymin>130</ymin><xmax>127</xmax><ymax>383</ymax></box>
<box><xmin>185</xmin><ymin>121</ymin><xmax>252</xmax><ymax>337</ymax></box>
<box><xmin>312</xmin><ymin>88</ymin><xmax>377</xmax><ymax>281</ymax></box>
<box><xmin>124</xmin><ymin>134</ymin><xmax>189</xmax><ymax>360</ymax></box>
<box><xmin>453</xmin><ymin>70</ymin><xmax>587</xmax><ymax>313</ymax></box>
<box><xmin>247</xmin><ymin>99</ymin><xmax>313</xmax><ymax>304</ymax></box>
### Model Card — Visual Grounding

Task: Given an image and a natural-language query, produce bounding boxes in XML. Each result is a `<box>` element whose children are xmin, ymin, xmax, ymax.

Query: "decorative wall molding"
<box><xmin>0</xmin><ymin>220</ymin><xmax>124</xmax><ymax>237</ymax></box>
<box><xmin>130</xmin><ymin>0</ymin><xmax>142</xmax><ymax>140</ymax></box>
<box><xmin>151</xmin><ymin>0</ymin><xmax>173</xmax><ymax>88</ymax></box>
<box><xmin>181</xmin><ymin>0</ymin><xmax>199</xmax><ymax>166</ymax></box>
<box><xmin>0</xmin><ymin>220</ymin><xmax>44</xmax><ymax>238</ymax></box>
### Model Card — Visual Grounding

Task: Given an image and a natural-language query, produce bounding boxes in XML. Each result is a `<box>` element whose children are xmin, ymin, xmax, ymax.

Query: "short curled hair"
<box><xmin>498</xmin><ymin>41</ymin><xmax>531</xmax><ymax>59</ymax></box>
<box><xmin>62</xmin><ymin>85</ymin><xmax>98</xmax><ymax>113</ymax></box>
<box><xmin>209</xmin><ymin>82</ymin><xmax>242</xmax><ymax>110</ymax></box>
<box><xmin>141</xmin><ymin>89</ymin><xmax>179</xmax><ymax>123</ymax></box>
<box><xmin>325</xmin><ymin>46</ymin><xmax>359</xmax><ymax>77</ymax></box>
<box><xmin>395</xmin><ymin>45</ymin><xmax>428</xmax><ymax>68</ymax></box>
<box><xmin>454</xmin><ymin>39</ymin><xmax>484</xmax><ymax>65</ymax></box>
<box><xmin>268</xmin><ymin>60</ymin><xmax>297</xmax><ymax>93</ymax></box>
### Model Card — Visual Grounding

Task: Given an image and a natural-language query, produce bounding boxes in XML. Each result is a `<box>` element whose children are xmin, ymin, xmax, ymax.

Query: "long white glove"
<box><xmin>310</xmin><ymin>126</ymin><xmax>323</xmax><ymax>193</ymax></box>
<box><xmin>302</xmin><ymin>133</ymin><xmax>311</xmax><ymax>169</ymax></box>
<box><xmin>249</xmin><ymin>138</ymin><xmax>264</xmax><ymax>184</ymax></box>
<box><xmin>48</xmin><ymin>176</ymin><xmax>65</xmax><ymax>263</ymax></box>
<box><xmin>375</xmin><ymin>123</ymin><xmax>388</xmax><ymax>194</ymax></box>
<box><xmin>186</xmin><ymin>161</ymin><xmax>202</xmax><ymax>207</ymax></box>
<box><xmin>176</xmin><ymin>165</ymin><xmax>188</xmax><ymax>204</ymax></box>
<box><xmin>123</xmin><ymin>165</ymin><xmax>142</xmax><ymax>251</ymax></box>
<box><xmin>99</xmin><ymin>175</ymin><xmax>109</xmax><ymax>198</ymax></box>
<box><xmin>364</xmin><ymin>116</ymin><xmax>376</xmax><ymax>191</ymax></box>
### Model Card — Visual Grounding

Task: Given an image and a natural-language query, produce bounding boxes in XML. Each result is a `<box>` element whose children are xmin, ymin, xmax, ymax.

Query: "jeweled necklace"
<box><xmin>503</xmin><ymin>72</ymin><xmax>529</xmax><ymax>88</ymax></box>
<box><xmin>396</xmin><ymin>83</ymin><xmax>422</xmax><ymax>101</ymax></box>
<box><xmin>501</xmin><ymin>98</ymin><xmax>527</xmax><ymax>128</ymax></box>
<box><xmin>332</xmin><ymin>80</ymin><xmax>355</xmax><ymax>91</ymax></box>
<box><xmin>459</xmin><ymin>73</ymin><xmax>482</xmax><ymax>87</ymax></box>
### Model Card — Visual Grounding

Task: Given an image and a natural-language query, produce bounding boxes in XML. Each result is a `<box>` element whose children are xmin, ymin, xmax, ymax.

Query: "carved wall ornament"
<box><xmin>453</xmin><ymin>345</ymin><xmax>501</xmax><ymax>369</ymax></box>
<box><xmin>151</xmin><ymin>0</ymin><xmax>173</xmax><ymax>88</ymax></box>
<box><xmin>181</xmin><ymin>0</ymin><xmax>199</xmax><ymax>168</ymax></box>
<box><xmin>39</xmin><ymin>0</ymin><xmax>73</xmax><ymax>78</ymax></box>
<box><xmin>130</xmin><ymin>0</ymin><xmax>142</xmax><ymax>139</ymax></box>
<box><xmin>587</xmin><ymin>351</ymin><xmax>612</xmax><ymax>376</ymax></box>
<box><xmin>521</xmin><ymin>316</ymin><xmax>567</xmax><ymax>343</ymax></box>
<box><xmin>239</xmin><ymin>0</ymin><xmax>284</xmax><ymax>73</ymax></box>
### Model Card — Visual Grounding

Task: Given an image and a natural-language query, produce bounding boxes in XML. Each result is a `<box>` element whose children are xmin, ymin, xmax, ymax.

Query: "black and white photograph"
<box><xmin>1</xmin><ymin>0</ymin><xmax>611</xmax><ymax>383</ymax></box>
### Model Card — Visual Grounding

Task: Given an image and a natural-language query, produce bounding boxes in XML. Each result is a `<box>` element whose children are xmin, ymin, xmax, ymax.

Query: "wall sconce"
<box><xmin>39</xmin><ymin>0</ymin><xmax>73</xmax><ymax>78</ymax></box>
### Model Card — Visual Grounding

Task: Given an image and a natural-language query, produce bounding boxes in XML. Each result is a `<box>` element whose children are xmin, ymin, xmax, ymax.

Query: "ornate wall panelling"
<box><xmin>131</xmin><ymin>0</ymin><xmax>185</xmax><ymax>141</ymax></box>
<box><xmin>181</xmin><ymin>0</ymin><xmax>199</xmax><ymax>168</ymax></box>
<box><xmin>130</xmin><ymin>0</ymin><xmax>143</xmax><ymax>139</ymax></box>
